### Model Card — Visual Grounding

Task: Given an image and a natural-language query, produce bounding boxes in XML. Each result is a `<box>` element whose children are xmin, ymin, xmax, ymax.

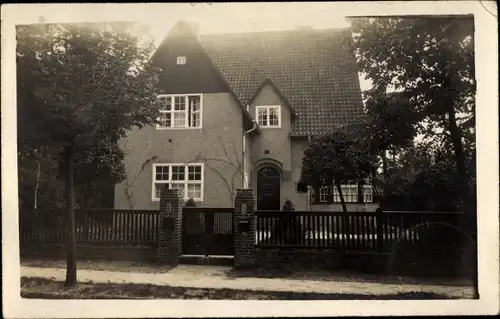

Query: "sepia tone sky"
<box><xmin>146</xmin><ymin>3</ymin><xmax>351</xmax><ymax>40</ymax></box>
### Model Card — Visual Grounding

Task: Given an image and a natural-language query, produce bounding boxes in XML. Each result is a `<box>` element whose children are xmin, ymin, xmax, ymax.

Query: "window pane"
<box><xmin>174</xmin><ymin>96</ymin><xmax>186</xmax><ymax>110</ymax></box>
<box><xmin>188</xmin><ymin>165</ymin><xmax>202</xmax><ymax>181</ymax></box>
<box><xmin>172</xmin><ymin>166</ymin><xmax>185</xmax><ymax>180</ymax></box>
<box><xmin>155</xmin><ymin>166</ymin><xmax>169</xmax><ymax>181</ymax></box>
<box><xmin>189</xmin><ymin>112</ymin><xmax>200</xmax><ymax>128</ymax></box>
<box><xmin>319</xmin><ymin>186</ymin><xmax>330</xmax><ymax>203</ymax></box>
<box><xmin>189</xmin><ymin>96</ymin><xmax>201</xmax><ymax>112</ymax></box>
<box><xmin>160</xmin><ymin>97</ymin><xmax>172</xmax><ymax>111</ymax></box>
<box><xmin>269</xmin><ymin>107</ymin><xmax>279</xmax><ymax>126</ymax></box>
<box><xmin>159</xmin><ymin>113</ymin><xmax>171</xmax><ymax>127</ymax></box>
<box><xmin>187</xmin><ymin>183</ymin><xmax>201</xmax><ymax>199</ymax></box>
<box><xmin>172</xmin><ymin>112</ymin><xmax>186</xmax><ymax>127</ymax></box>
<box><xmin>257</xmin><ymin>108</ymin><xmax>268</xmax><ymax>126</ymax></box>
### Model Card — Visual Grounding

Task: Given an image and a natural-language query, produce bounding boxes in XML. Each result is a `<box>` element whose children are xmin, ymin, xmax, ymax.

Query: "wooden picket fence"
<box><xmin>20</xmin><ymin>209</ymin><xmax>159</xmax><ymax>249</ymax></box>
<box><xmin>255</xmin><ymin>210</ymin><xmax>464</xmax><ymax>253</ymax></box>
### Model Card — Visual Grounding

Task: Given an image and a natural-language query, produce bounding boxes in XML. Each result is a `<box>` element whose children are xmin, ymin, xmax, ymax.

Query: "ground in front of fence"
<box><xmin>20</xmin><ymin>258</ymin><xmax>473</xmax><ymax>288</ymax></box>
<box><xmin>21</xmin><ymin>277</ymin><xmax>457</xmax><ymax>300</ymax></box>
<box><xmin>21</xmin><ymin>258</ymin><xmax>174</xmax><ymax>274</ymax></box>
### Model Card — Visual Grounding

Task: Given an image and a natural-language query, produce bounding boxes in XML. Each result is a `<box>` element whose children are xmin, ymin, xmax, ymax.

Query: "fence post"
<box><xmin>157</xmin><ymin>187</ymin><xmax>182</xmax><ymax>266</ymax></box>
<box><xmin>234</xmin><ymin>189</ymin><xmax>256</xmax><ymax>268</ymax></box>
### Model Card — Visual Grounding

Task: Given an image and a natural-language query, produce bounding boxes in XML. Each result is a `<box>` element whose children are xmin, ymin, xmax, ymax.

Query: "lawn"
<box><xmin>21</xmin><ymin>277</ymin><xmax>455</xmax><ymax>300</ymax></box>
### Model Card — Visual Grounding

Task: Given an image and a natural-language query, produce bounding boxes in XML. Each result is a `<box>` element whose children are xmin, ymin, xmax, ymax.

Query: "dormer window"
<box><xmin>177</xmin><ymin>56</ymin><xmax>187</xmax><ymax>65</ymax></box>
<box><xmin>256</xmin><ymin>105</ymin><xmax>281</xmax><ymax>128</ymax></box>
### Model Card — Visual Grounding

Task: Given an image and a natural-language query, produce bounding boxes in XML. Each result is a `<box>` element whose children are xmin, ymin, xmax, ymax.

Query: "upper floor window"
<box><xmin>157</xmin><ymin>94</ymin><xmax>202</xmax><ymax>129</ymax></box>
<box><xmin>152</xmin><ymin>163</ymin><xmax>204</xmax><ymax>201</ymax></box>
<box><xmin>256</xmin><ymin>105</ymin><xmax>280</xmax><ymax>128</ymax></box>
<box><xmin>177</xmin><ymin>56</ymin><xmax>187</xmax><ymax>65</ymax></box>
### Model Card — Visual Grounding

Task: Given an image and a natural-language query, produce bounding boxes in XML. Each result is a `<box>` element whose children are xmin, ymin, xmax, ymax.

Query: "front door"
<box><xmin>257</xmin><ymin>166</ymin><xmax>281</xmax><ymax>210</ymax></box>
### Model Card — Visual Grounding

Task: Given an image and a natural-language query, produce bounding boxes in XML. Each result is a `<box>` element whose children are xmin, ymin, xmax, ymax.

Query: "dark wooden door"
<box><xmin>257</xmin><ymin>166</ymin><xmax>281</xmax><ymax>210</ymax></box>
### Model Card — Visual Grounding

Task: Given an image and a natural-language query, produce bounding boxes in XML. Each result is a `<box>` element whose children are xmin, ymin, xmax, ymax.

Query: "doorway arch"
<box><xmin>257</xmin><ymin>165</ymin><xmax>281</xmax><ymax>210</ymax></box>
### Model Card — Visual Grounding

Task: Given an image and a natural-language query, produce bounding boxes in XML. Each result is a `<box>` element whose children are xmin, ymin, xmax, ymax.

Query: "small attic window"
<box><xmin>177</xmin><ymin>56</ymin><xmax>187</xmax><ymax>65</ymax></box>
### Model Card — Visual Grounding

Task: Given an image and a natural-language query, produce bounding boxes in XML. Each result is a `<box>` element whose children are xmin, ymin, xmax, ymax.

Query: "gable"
<box><xmin>249</xmin><ymin>78</ymin><xmax>297</xmax><ymax>117</ymax></box>
<box><xmin>152</xmin><ymin>22</ymin><xmax>255</xmax><ymax>129</ymax></box>
<box><xmin>152</xmin><ymin>25</ymin><xmax>229</xmax><ymax>94</ymax></box>
<box><xmin>252</xmin><ymin>82</ymin><xmax>283</xmax><ymax>106</ymax></box>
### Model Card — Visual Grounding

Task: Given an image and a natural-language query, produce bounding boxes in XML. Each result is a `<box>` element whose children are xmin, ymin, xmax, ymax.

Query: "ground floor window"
<box><xmin>152</xmin><ymin>163</ymin><xmax>204</xmax><ymax>201</ymax></box>
<box><xmin>310</xmin><ymin>180</ymin><xmax>374</xmax><ymax>204</ymax></box>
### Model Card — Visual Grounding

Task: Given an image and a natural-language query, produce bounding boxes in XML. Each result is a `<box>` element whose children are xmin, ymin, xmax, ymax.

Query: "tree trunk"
<box><xmin>357</xmin><ymin>178</ymin><xmax>365</xmax><ymax>204</ymax></box>
<box><xmin>446</xmin><ymin>105</ymin><xmax>478</xmax><ymax>299</ymax></box>
<box><xmin>336</xmin><ymin>182</ymin><xmax>347</xmax><ymax>213</ymax></box>
<box><xmin>336</xmin><ymin>182</ymin><xmax>349</xmax><ymax>238</ymax></box>
<box><xmin>64</xmin><ymin>145</ymin><xmax>77</xmax><ymax>287</ymax></box>
<box><xmin>34</xmin><ymin>155</ymin><xmax>41</xmax><ymax>210</ymax></box>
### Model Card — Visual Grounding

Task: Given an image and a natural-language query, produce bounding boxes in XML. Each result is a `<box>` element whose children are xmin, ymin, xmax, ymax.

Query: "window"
<box><xmin>256</xmin><ymin>105</ymin><xmax>280</xmax><ymax>128</ymax></box>
<box><xmin>157</xmin><ymin>94</ymin><xmax>202</xmax><ymax>129</ymax></box>
<box><xmin>310</xmin><ymin>180</ymin><xmax>374</xmax><ymax>204</ymax></box>
<box><xmin>152</xmin><ymin>163</ymin><xmax>204</xmax><ymax>201</ymax></box>
<box><xmin>177</xmin><ymin>56</ymin><xmax>187</xmax><ymax>65</ymax></box>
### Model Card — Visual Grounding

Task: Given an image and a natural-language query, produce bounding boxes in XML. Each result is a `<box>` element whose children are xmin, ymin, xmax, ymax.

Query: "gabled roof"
<box><xmin>199</xmin><ymin>27</ymin><xmax>366</xmax><ymax>136</ymax></box>
<box><xmin>248</xmin><ymin>78</ymin><xmax>297</xmax><ymax>118</ymax></box>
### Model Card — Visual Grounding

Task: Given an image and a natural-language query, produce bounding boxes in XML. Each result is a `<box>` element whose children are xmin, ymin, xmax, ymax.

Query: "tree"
<box><xmin>300</xmin><ymin>129</ymin><xmax>376</xmax><ymax>212</ymax></box>
<box><xmin>17</xmin><ymin>22</ymin><xmax>162</xmax><ymax>286</ymax></box>
<box><xmin>362</xmin><ymin>92</ymin><xmax>420</xmax><ymax>177</ymax></box>
<box><xmin>349</xmin><ymin>16</ymin><xmax>475</xmax><ymax>212</ymax></box>
<box><xmin>349</xmin><ymin>16</ymin><xmax>477</xmax><ymax>296</ymax></box>
<box><xmin>378</xmin><ymin>143</ymin><xmax>465</xmax><ymax>211</ymax></box>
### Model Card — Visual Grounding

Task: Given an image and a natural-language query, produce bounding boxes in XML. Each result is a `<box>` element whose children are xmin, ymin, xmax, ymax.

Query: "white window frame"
<box><xmin>176</xmin><ymin>56</ymin><xmax>187</xmax><ymax>65</ymax></box>
<box><xmin>156</xmin><ymin>94</ymin><xmax>203</xmax><ymax>130</ymax></box>
<box><xmin>256</xmin><ymin>105</ymin><xmax>281</xmax><ymax>128</ymax></box>
<box><xmin>152</xmin><ymin>163</ymin><xmax>204</xmax><ymax>201</ymax></box>
<box><xmin>310</xmin><ymin>181</ymin><xmax>374</xmax><ymax>204</ymax></box>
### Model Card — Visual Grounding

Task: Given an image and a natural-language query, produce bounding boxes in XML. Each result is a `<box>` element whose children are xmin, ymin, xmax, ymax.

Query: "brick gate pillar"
<box><xmin>157</xmin><ymin>188</ymin><xmax>182</xmax><ymax>265</ymax></box>
<box><xmin>233</xmin><ymin>189</ymin><xmax>256</xmax><ymax>268</ymax></box>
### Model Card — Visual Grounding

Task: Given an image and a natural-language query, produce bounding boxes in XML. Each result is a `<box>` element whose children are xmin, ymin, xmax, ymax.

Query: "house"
<box><xmin>113</xmin><ymin>21</ymin><xmax>379</xmax><ymax>212</ymax></box>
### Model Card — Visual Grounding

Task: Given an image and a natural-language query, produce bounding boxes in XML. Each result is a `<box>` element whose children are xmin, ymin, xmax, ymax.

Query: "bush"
<box><xmin>185</xmin><ymin>198</ymin><xmax>196</xmax><ymax>207</ymax></box>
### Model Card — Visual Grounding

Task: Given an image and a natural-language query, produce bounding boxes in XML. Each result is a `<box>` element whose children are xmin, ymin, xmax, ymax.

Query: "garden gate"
<box><xmin>182</xmin><ymin>207</ymin><xmax>234</xmax><ymax>256</ymax></box>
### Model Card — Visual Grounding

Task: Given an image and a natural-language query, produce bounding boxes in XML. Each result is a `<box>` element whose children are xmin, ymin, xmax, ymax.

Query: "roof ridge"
<box><xmin>199</xmin><ymin>27</ymin><xmax>351</xmax><ymax>38</ymax></box>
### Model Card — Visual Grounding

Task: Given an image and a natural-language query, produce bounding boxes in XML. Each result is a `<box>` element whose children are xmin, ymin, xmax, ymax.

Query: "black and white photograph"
<box><xmin>2</xmin><ymin>2</ymin><xmax>498</xmax><ymax>317</ymax></box>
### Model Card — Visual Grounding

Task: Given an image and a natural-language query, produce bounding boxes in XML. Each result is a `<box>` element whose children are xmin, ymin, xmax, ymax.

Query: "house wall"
<box><xmin>114</xmin><ymin>92</ymin><xmax>244</xmax><ymax>209</ymax></box>
<box><xmin>288</xmin><ymin>138</ymin><xmax>309</xmax><ymax>211</ymax></box>
<box><xmin>248</xmin><ymin>83</ymin><xmax>292</xmax><ymax>172</ymax></box>
<box><xmin>248</xmin><ymin>83</ymin><xmax>308</xmax><ymax>210</ymax></box>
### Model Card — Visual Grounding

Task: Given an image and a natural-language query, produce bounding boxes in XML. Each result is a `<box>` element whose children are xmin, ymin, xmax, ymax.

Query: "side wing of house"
<box><xmin>114</xmin><ymin>23</ymin><xmax>249</xmax><ymax>209</ymax></box>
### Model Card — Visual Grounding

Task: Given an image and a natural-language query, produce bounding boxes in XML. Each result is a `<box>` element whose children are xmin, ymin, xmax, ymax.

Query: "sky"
<box><xmin>142</xmin><ymin>3</ymin><xmax>371</xmax><ymax>91</ymax></box>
